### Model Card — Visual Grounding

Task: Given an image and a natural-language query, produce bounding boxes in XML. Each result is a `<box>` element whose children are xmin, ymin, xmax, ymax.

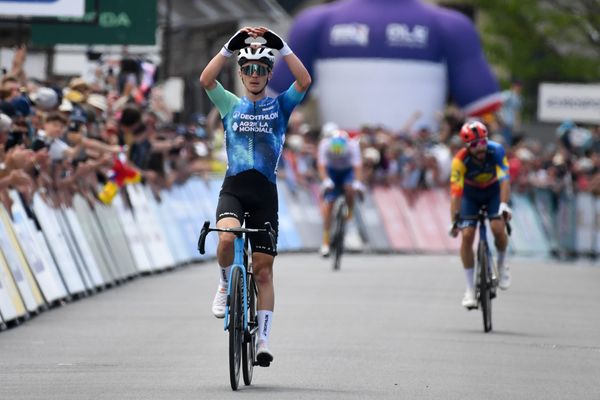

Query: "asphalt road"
<box><xmin>1</xmin><ymin>254</ymin><xmax>599</xmax><ymax>400</ymax></box>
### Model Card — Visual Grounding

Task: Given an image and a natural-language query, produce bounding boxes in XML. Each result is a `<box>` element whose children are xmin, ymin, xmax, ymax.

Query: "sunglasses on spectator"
<box><xmin>241</xmin><ymin>64</ymin><xmax>270</xmax><ymax>76</ymax></box>
<box><xmin>468</xmin><ymin>139</ymin><xmax>488</xmax><ymax>148</ymax></box>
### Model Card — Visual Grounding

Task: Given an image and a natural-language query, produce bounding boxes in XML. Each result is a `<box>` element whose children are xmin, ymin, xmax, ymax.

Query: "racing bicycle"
<box><xmin>198</xmin><ymin>219</ymin><xmax>275</xmax><ymax>390</ymax></box>
<box><xmin>473</xmin><ymin>206</ymin><xmax>511</xmax><ymax>333</ymax></box>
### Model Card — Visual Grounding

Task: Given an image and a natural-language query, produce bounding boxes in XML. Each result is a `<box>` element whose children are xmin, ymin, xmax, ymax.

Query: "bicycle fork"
<box><xmin>224</xmin><ymin>236</ymin><xmax>248</xmax><ymax>332</ymax></box>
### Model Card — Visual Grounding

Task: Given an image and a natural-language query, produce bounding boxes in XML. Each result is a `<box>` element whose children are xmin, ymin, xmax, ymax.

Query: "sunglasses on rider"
<box><xmin>240</xmin><ymin>64</ymin><xmax>270</xmax><ymax>76</ymax></box>
<box><xmin>468</xmin><ymin>139</ymin><xmax>488</xmax><ymax>148</ymax></box>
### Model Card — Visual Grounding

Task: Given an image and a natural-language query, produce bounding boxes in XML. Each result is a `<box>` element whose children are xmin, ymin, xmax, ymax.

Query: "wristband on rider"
<box><xmin>279</xmin><ymin>43</ymin><xmax>293</xmax><ymax>56</ymax></box>
<box><xmin>220</xmin><ymin>46</ymin><xmax>233</xmax><ymax>58</ymax></box>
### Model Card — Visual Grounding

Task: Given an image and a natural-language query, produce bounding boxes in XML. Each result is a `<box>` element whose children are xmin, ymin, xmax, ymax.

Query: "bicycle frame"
<box><xmin>223</xmin><ymin>235</ymin><xmax>248</xmax><ymax>332</ymax></box>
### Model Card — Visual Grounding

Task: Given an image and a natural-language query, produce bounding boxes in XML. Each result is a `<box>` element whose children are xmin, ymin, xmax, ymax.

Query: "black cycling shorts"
<box><xmin>216</xmin><ymin>169</ymin><xmax>279</xmax><ymax>256</ymax></box>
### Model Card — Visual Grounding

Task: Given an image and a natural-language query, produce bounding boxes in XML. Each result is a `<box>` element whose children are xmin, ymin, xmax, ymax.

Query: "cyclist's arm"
<box><xmin>349</xmin><ymin>139</ymin><xmax>363</xmax><ymax>183</ymax></box>
<box><xmin>199</xmin><ymin>53</ymin><xmax>228</xmax><ymax>91</ymax></box>
<box><xmin>494</xmin><ymin>143</ymin><xmax>511</xmax><ymax>204</ymax></box>
<box><xmin>281</xmin><ymin>52</ymin><xmax>311</xmax><ymax>93</ymax></box>
<box><xmin>316</xmin><ymin>140</ymin><xmax>329</xmax><ymax>181</ymax></box>
<box><xmin>450</xmin><ymin>155</ymin><xmax>466</xmax><ymax>220</ymax></box>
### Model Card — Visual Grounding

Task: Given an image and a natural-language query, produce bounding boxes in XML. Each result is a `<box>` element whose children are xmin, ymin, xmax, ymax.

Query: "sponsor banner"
<box><xmin>32</xmin><ymin>195</ymin><xmax>86</xmax><ymax>295</ymax></box>
<box><xmin>557</xmin><ymin>193</ymin><xmax>577</xmax><ymax>255</ymax></box>
<box><xmin>389</xmin><ymin>188</ymin><xmax>447</xmax><ymax>252</ymax></box>
<box><xmin>575</xmin><ymin>193</ymin><xmax>595</xmax><ymax>255</ymax></box>
<box><xmin>0</xmin><ymin>0</ymin><xmax>85</xmax><ymax>17</ymax></box>
<box><xmin>0</xmin><ymin>205</ymin><xmax>43</xmax><ymax>312</ymax></box>
<box><xmin>93</xmin><ymin>203</ymin><xmax>138</xmax><ymax>278</ymax></box>
<box><xmin>278</xmin><ymin>183</ymin><xmax>322</xmax><ymax>251</ymax></box>
<box><xmin>127</xmin><ymin>185</ymin><xmax>175</xmax><ymax>270</ymax></box>
<box><xmin>10</xmin><ymin>193</ymin><xmax>67</xmax><ymax>303</ymax></box>
<box><xmin>411</xmin><ymin>189</ymin><xmax>453</xmax><ymax>252</ymax></box>
<box><xmin>63</xmin><ymin>208</ymin><xmax>105</xmax><ymax>287</ymax></box>
<box><xmin>538</xmin><ymin>83</ymin><xmax>600</xmax><ymax>123</ymax></box>
<box><xmin>596</xmin><ymin>198</ymin><xmax>600</xmax><ymax>255</ymax></box>
<box><xmin>148</xmin><ymin>187</ymin><xmax>190</xmax><ymax>265</ymax></box>
<box><xmin>186</xmin><ymin>179</ymin><xmax>218</xmax><ymax>258</ymax></box>
<box><xmin>510</xmin><ymin>194</ymin><xmax>551</xmax><ymax>256</ymax></box>
<box><xmin>355</xmin><ymin>190</ymin><xmax>391</xmax><ymax>252</ymax></box>
<box><xmin>277</xmin><ymin>184</ymin><xmax>303</xmax><ymax>251</ymax></box>
<box><xmin>532</xmin><ymin>189</ymin><xmax>559</xmax><ymax>252</ymax></box>
<box><xmin>171</xmin><ymin>185</ymin><xmax>202</xmax><ymax>261</ymax></box>
<box><xmin>72</xmin><ymin>195</ymin><xmax>117</xmax><ymax>283</ymax></box>
<box><xmin>111</xmin><ymin>195</ymin><xmax>153</xmax><ymax>273</ymax></box>
<box><xmin>0</xmin><ymin>242</ymin><xmax>26</xmax><ymax>322</ymax></box>
<box><xmin>430</xmin><ymin>189</ymin><xmax>460</xmax><ymax>252</ymax></box>
<box><xmin>372</xmin><ymin>186</ymin><xmax>415</xmax><ymax>251</ymax></box>
<box><xmin>55</xmin><ymin>209</ymin><xmax>94</xmax><ymax>290</ymax></box>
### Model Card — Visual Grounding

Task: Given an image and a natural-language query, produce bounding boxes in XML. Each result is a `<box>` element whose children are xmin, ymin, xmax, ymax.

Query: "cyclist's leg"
<box><xmin>215</xmin><ymin>193</ymin><xmax>244</xmax><ymax>270</ymax></box>
<box><xmin>488</xmin><ymin>193</ymin><xmax>510</xmax><ymax>288</ymax></box>
<box><xmin>245</xmin><ymin>177</ymin><xmax>278</xmax><ymax>362</ymax></box>
<box><xmin>341</xmin><ymin>168</ymin><xmax>355</xmax><ymax>219</ymax></box>
<box><xmin>458</xmin><ymin>194</ymin><xmax>479</xmax><ymax>307</ymax></box>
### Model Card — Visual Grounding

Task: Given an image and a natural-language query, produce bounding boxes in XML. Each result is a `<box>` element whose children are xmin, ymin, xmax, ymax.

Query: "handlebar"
<box><xmin>197</xmin><ymin>220</ymin><xmax>276</xmax><ymax>255</ymax></box>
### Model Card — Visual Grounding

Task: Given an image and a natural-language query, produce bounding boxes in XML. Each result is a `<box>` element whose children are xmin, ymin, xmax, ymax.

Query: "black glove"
<box><xmin>224</xmin><ymin>30</ymin><xmax>250</xmax><ymax>53</ymax></box>
<box><xmin>263</xmin><ymin>30</ymin><xmax>285</xmax><ymax>50</ymax></box>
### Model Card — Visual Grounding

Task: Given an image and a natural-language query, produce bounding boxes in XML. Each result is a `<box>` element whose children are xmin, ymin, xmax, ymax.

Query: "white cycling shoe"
<box><xmin>498</xmin><ymin>265</ymin><xmax>511</xmax><ymax>290</ymax></box>
<box><xmin>256</xmin><ymin>340</ymin><xmax>274</xmax><ymax>367</ymax></box>
<box><xmin>211</xmin><ymin>285</ymin><xmax>227</xmax><ymax>319</ymax></box>
<box><xmin>320</xmin><ymin>244</ymin><xmax>330</xmax><ymax>257</ymax></box>
<box><xmin>461</xmin><ymin>288</ymin><xmax>477</xmax><ymax>310</ymax></box>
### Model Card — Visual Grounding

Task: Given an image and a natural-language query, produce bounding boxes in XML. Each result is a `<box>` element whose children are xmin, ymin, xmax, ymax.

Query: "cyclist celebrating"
<box><xmin>449</xmin><ymin>120</ymin><xmax>512</xmax><ymax>309</ymax></box>
<box><xmin>199</xmin><ymin>26</ymin><xmax>311</xmax><ymax>365</ymax></box>
<box><xmin>317</xmin><ymin>129</ymin><xmax>364</xmax><ymax>257</ymax></box>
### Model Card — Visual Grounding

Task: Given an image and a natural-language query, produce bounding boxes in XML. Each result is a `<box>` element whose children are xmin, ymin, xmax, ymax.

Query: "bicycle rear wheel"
<box><xmin>229</xmin><ymin>267</ymin><xmax>244</xmax><ymax>390</ymax></box>
<box><xmin>332</xmin><ymin>201</ymin><xmax>346</xmax><ymax>271</ymax></box>
<box><xmin>478</xmin><ymin>241</ymin><xmax>492</xmax><ymax>333</ymax></box>
<box><xmin>242</xmin><ymin>271</ymin><xmax>256</xmax><ymax>386</ymax></box>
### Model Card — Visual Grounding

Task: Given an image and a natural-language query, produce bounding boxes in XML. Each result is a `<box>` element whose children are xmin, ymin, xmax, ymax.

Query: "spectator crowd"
<box><xmin>2</xmin><ymin>46</ymin><xmax>599</xmax><ymax>226</ymax></box>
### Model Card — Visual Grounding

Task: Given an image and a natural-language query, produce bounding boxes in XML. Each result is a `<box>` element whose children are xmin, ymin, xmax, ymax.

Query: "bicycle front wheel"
<box><xmin>478</xmin><ymin>241</ymin><xmax>492</xmax><ymax>333</ymax></box>
<box><xmin>242</xmin><ymin>272</ymin><xmax>256</xmax><ymax>386</ymax></box>
<box><xmin>229</xmin><ymin>267</ymin><xmax>244</xmax><ymax>390</ymax></box>
<box><xmin>332</xmin><ymin>203</ymin><xmax>346</xmax><ymax>271</ymax></box>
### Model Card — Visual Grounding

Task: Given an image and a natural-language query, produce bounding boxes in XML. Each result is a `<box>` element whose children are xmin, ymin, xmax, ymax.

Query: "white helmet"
<box><xmin>237</xmin><ymin>46</ymin><xmax>275</xmax><ymax>69</ymax></box>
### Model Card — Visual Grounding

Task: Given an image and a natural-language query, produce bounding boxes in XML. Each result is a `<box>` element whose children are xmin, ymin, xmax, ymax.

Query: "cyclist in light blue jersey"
<box><xmin>199</xmin><ymin>26</ymin><xmax>311</xmax><ymax>365</ymax></box>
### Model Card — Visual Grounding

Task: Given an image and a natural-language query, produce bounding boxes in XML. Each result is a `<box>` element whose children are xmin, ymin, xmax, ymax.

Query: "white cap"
<box><xmin>31</xmin><ymin>87</ymin><xmax>58</xmax><ymax>110</ymax></box>
<box><xmin>87</xmin><ymin>93</ymin><xmax>108</xmax><ymax>112</ymax></box>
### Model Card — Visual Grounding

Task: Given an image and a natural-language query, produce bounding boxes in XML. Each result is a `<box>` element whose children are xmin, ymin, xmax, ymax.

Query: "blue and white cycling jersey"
<box><xmin>206</xmin><ymin>81</ymin><xmax>305</xmax><ymax>183</ymax></box>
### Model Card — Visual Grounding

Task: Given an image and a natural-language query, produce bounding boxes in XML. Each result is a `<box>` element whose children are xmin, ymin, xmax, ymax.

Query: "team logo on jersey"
<box><xmin>386</xmin><ymin>24</ymin><xmax>429</xmax><ymax>48</ymax></box>
<box><xmin>330</xmin><ymin>23</ymin><xmax>369</xmax><ymax>46</ymax></box>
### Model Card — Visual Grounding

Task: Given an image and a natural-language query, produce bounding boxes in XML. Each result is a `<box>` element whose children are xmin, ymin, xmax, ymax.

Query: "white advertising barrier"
<box><xmin>72</xmin><ymin>196</ymin><xmax>119</xmax><ymax>283</ymax></box>
<box><xmin>111</xmin><ymin>194</ymin><xmax>154</xmax><ymax>273</ymax></box>
<box><xmin>9</xmin><ymin>191</ymin><xmax>67</xmax><ymax>303</ymax></box>
<box><xmin>160</xmin><ymin>189</ymin><xmax>195</xmax><ymax>263</ymax></box>
<box><xmin>147</xmin><ymin>187</ymin><xmax>190</xmax><ymax>266</ymax></box>
<box><xmin>63</xmin><ymin>208</ymin><xmax>106</xmax><ymax>288</ymax></box>
<box><xmin>126</xmin><ymin>185</ymin><xmax>175</xmax><ymax>270</ymax></box>
<box><xmin>0</xmin><ymin>246</ymin><xmax>27</xmax><ymax>323</ymax></box>
<box><xmin>181</xmin><ymin>181</ymin><xmax>211</xmax><ymax>256</ymax></box>
<box><xmin>54</xmin><ymin>209</ymin><xmax>95</xmax><ymax>291</ymax></box>
<box><xmin>278</xmin><ymin>183</ymin><xmax>322</xmax><ymax>250</ymax></box>
<box><xmin>575</xmin><ymin>193</ymin><xmax>595</xmax><ymax>255</ymax></box>
<box><xmin>33</xmin><ymin>194</ymin><xmax>87</xmax><ymax>296</ymax></box>
<box><xmin>178</xmin><ymin>183</ymin><xmax>206</xmax><ymax>258</ymax></box>
<box><xmin>0</xmin><ymin>205</ymin><xmax>44</xmax><ymax>313</ymax></box>
<box><xmin>167</xmin><ymin>186</ymin><xmax>199</xmax><ymax>261</ymax></box>
<box><xmin>94</xmin><ymin>203</ymin><xmax>138</xmax><ymax>278</ymax></box>
<box><xmin>187</xmin><ymin>178</ymin><xmax>219</xmax><ymax>258</ymax></box>
<box><xmin>596</xmin><ymin>198</ymin><xmax>600</xmax><ymax>256</ymax></box>
<box><xmin>538</xmin><ymin>83</ymin><xmax>600</xmax><ymax>124</ymax></box>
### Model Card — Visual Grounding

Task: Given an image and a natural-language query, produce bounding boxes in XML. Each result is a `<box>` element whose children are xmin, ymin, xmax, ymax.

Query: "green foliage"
<box><xmin>471</xmin><ymin>0</ymin><xmax>600</xmax><ymax>85</ymax></box>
